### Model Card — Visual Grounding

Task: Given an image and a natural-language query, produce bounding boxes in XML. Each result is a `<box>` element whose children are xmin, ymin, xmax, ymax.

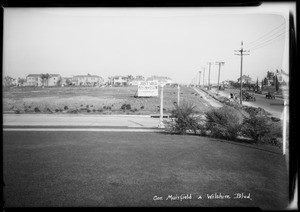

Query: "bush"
<box><xmin>241</xmin><ymin>115</ymin><xmax>272</xmax><ymax>143</ymax></box>
<box><xmin>34</xmin><ymin>107</ymin><xmax>41</xmax><ymax>113</ymax></box>
<box><xmin>205</xmin><ymin>106</ymin><xmax>242</xmax><ymax>140</ymax></box>
<box><xmin>64</xmin><ymin>106</ymin><xmax>68</xmax><ymax>110</ymax></box>
<box><xmin>166</xmin><ymin>101</ymin><xmax>202</xmax><ymax>134</ymax></box>
<box><xmin>242</xmin><ymin>116</ymin><xmax>282</xmax><ymax>146</ymax></box>
<box><xmin>121</xmin><ymin>104</ymin><xmax>131</xmax><ymax>111</ymax></box>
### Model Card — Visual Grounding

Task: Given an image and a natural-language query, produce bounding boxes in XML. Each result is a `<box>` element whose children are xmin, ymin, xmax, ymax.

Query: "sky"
<box><xmin>3</xmin><ymin>3</ymin><xmax>294</xmax><ymax>84</ymax></box>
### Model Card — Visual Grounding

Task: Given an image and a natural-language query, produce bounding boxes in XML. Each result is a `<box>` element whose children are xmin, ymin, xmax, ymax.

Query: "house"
<box><xmin>129</xmin><ymin>75</ymin><xmax>146</xmax><ymax>86</ymax></box>
<box><xmin>48</xmin><ymin>74</ymin><xmax>62</xmax><ymax>86</ymax></box>
<box><xmin>111</xmin><ymin>75</ymin><xmax>129</xmax><ymax>86</ymax></box>
<box><xmin>26</xmin><ymin>74</ymin><xmax>43</xmax><ymax>86</ymax></box>
<box><xmin>72</xmin><ymin>74</ymin><xmax>104</xmax><ymax>86</ymax></box>
<box><xmin>146</xmin><ymin>75</ymin><xmax>172</xmax><ymax>85</ymax></box>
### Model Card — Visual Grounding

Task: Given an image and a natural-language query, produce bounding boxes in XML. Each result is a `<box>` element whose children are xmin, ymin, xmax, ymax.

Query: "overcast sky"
<box><xmin>3</xmin><ymin>3</ymin><xmax>294</xmax><ymax>84</ymax></box>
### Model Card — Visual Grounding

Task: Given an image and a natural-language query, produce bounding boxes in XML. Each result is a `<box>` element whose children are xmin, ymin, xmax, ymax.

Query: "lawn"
<box><xmin>3</xmin><ymin>131</ymin><xmax>289</xmax><ymax>209</ymax></box>
<box><xmin>3</xmin><ymin>86</ymin><xmax>211</xmax><ymax>115</ymax></box>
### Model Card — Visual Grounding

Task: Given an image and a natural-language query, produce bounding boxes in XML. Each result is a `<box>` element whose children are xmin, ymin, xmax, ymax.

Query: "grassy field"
<box><xmin>3</xmin><ymin>131</ymin><xmax>288</xmax><ymax>208</ymax></box>
<box><xmin>3</xmin><ymin>86</ymin><xmax>212</xmax><ymax>115</ymax></box>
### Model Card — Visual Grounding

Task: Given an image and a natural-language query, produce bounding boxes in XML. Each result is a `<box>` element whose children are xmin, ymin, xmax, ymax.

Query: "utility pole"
<box><xmin>207</xmin><ymin>62</ymin><xmax>213</xmax><ymax>89</ymax></box>
<box><xmin>198</xmin><ymin>71</ymin><xmax>201</xmax><ymax>87</ymax></box>
<box><xmin>215</xmin><ymin>62</ymin><xmax>225</xmax><ymax>93</ymax></box>
<box><xmin>202</xmin><ymin>67</ymin><xmax>205</xmax><ymax>88</ymax></box>
<box><xmin>234</xmin><ymin>42</ymin><xmax>250</xmax><ymax>104</ymax></box>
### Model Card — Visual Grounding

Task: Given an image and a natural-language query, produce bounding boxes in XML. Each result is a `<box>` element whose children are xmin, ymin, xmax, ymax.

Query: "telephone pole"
<box><xmin>198</xmin><ymin>71</ymin><xmax>201</xmax><ymax>87</ymax></box>
<box><xmin>215</xmin><ymin>62</ymin><xmax>225</xmax><ymax>93</ymax></box>
<box><xmin>234</xmin><ymin>42</ymin><xmax>250</xmax><ymax>104</ymax></box>
<box><xmin>207</xmin><ymin>62</ymin><xmax>213</xmax><ymax>89</ymax></box>
<box><xmin>202</xmin><ymin>67</ymin><xmax>205</xmax><ymax>88</ymax></box>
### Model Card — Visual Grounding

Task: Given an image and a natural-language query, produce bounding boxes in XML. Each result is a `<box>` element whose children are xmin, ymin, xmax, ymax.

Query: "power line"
<box><xmin>246</xmin><ymin>29</ymin><xmax>287</xmax><ymax>49</ymax></box>
<box><xmin>250</xmin><ymin>30</ymin><xmax>288</xmax><ymax>51</ymax></box>
<box><xmin>246</xmin><ymin>22</ymin><xmax>286</xmax><ymax>48</ymax></box>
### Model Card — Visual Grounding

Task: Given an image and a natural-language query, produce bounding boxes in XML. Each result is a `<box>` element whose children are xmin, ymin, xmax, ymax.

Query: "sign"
<box><xmin>137</xmin><ymin>80</ymin><xmax>159</xmax><ymax>97</ymax></box>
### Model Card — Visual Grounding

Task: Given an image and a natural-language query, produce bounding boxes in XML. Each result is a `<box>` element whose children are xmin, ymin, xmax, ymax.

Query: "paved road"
<box><xmin>3</xmin><ymin>131</ymin><xmax>288</xmax><ymax>208</ymax></box>
<box><xmin>215</xmin><ymin>88</ymin><xmax>285</xmax><ymax>119</ymax></box>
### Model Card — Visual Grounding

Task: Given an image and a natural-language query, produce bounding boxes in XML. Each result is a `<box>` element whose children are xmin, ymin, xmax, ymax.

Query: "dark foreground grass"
<box><xmin>3</xmin><ymin>131</ymin><xmax>288</xmax><ymax>209</ymax></box>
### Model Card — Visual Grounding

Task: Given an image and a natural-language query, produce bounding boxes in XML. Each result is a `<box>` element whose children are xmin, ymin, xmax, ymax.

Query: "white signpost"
<box><xmin>158</xmin><ymin>82</ymin><xmax>166</xmax><ymax>128</ymax></box>
<box><xmin>137</xmin><ymin>80</ymin><xmax>159</xmax><ymax>97</ymax></box>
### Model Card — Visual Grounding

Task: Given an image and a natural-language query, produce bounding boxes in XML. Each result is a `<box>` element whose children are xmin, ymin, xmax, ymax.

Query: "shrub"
<box><xmin>64</xmin><ymin>106</ymin><xmax>68</xmax><ymax>110</ymax></box>
<box><xmin>14</xmin><ymin>110</ymin><xmax>20</xmax><ymax>114</ymax></box>
<box><xmin>55</xmin><ymin>109</ymin><xmax>59</xmax><ymax>112</ymax></box>
<box><xmin>140</xmin><ymin>106</ymin><xmax>144</xmax><ymax>110</ymax></box>
<box><xmin>241</xmin><ymin>115</ymin><xmax>272</xmax><ymax>143</ymax></box>
<box><xmin>166</xmin><ymin>101</ymin><xmax>202</xmax><ymax>134</ymax></box>
<box><xmin>121</xmin><ymin>104</ymin><xmax>131</xmax><ymax>111</ymax></box>
<box><xmin>34</xmin><ymin>107</ymin><xmax>41</xmax><ymax>113</ymax></box>
<box><xmin>205</xmin><ymin>106</ymin><xmax>242</xmax><ymax>140</ymax></box>
<box><xmin>242</xmin><ymin>117</ymin><xmax>282</xmax><ymax>146</ymax></box>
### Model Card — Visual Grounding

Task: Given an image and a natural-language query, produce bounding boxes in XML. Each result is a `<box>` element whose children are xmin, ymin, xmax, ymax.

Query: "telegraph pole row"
<box><xmin>234</xmin><ymin>41</ymin><xmax>250</xmax><ymax>104</ymax></box>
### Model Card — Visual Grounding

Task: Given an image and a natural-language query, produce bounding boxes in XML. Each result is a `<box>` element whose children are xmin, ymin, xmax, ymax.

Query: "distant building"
<box><xmin>72</xmin><ymin>74</ymin><xmax>104</xmax><ymax>86</ymax></box>
<box><xmin>129</xmin><ymin>75</ymin><xmax>146</xmax><ymax>86</ymax></box>
<box><xmin>111</xmin><ymin>75</ymin><xmax>129</xmax><ymax>86</ymax></box>
<box><xmin>26</xmin><ymin>74</ymin><xmax>43</xmax><ymax>86</ymax></box>
<box><xmin>48</xmin><ymin>74</ymin><xmax>62</xmax><ymax>86</ymax></box>
<box><xmin>146</xmin><ymin>75</ymin><xmax>172</xmax><ymax>84</ymax></box>
<box><xmin>26</xmin><ymin>74</ymin><xmax>62</xmax><ymax>86</ymax></box>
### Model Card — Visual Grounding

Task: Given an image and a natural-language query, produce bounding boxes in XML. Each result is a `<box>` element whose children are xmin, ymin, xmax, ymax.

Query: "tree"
<box><xmin>256</xmin><ymin>77</ymin><xmax>259</xmax><ymax>92</ymax></box>
<box><xmin>18</xmin><ymin>78</ymin><xmax>26</xmax><ymax>86</ymax></box>
<box><xmin>263</xmin><ymin>77</ymin><xmax>268</xmax><ymax>86</ymax></box>
<box><xmin>3</xmin><ymin>76</ymin><xmax>15</xmax><ymax>87</ymax></box>
<box><xmin>267</xmin><ymin>71</ymin><xmax>274</xmax><ymax>80</ymax></box>
<box><xmin>40</xmin><ymin>73</ymin><xmax>50</xmax><ymax>87</ymax></box>
<box><xmin>275</xmin><ymin>75</ymin><xmax>279</xmax><ymax>91</ymax></box>
<box><xmin>261</xmin><ymin>79</ymin><xmax>264</xmax><ymax>91</ymax></box>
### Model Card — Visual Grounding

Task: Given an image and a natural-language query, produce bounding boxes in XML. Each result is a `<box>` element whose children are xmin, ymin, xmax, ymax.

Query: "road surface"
<box><xmin>216</xmin><ymin>88</ymin><xmax>285</xmax><ymax>119</ymax></box>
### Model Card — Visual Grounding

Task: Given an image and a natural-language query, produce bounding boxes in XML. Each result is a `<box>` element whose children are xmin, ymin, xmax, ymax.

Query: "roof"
<box><xmin>27</xmin><ymin>74</ymin><xmax>41</xmax><ymax>77</ymax></box>
<box><xmin>74</xmin><ymin>75</ymin><xmax>101</xmax><ymax>78</ymax></box>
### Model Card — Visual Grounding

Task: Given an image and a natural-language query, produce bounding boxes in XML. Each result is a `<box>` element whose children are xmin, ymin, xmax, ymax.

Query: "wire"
<box><xmin>250</xmin><ymin>30</ymin><xmax>288</xmax><ymax>51</ymax></box>
<box><xmin>246</xmin><ymin>28</ymin><xmax>287</xmax><ymax>49</ymax></box>
<box><xmin>245</xmin><ymin>22</ymin><xmax>286</xmax><ymax>48</ymax></box>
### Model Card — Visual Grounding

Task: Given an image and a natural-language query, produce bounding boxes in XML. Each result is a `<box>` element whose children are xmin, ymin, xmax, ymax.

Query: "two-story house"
<box><xmin>72</xmin><ymin>74</ymin><xmax>104</xmax><ymax>86</ymax></box>
<box><xmin>26</xmin><ymin>74</ymin><xmax>43</xmax><ymax>86</ymax></box>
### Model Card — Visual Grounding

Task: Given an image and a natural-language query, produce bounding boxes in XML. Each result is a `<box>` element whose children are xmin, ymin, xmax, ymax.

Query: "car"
<box><xmin>240</xmin><ymin>91</ymin><xmax>256</xmax><ymax>101</ymax></box>
<box><xmin>266</xmin><ymin>92</ymin><xmax>275</xmax><ymax>99</ymax></box>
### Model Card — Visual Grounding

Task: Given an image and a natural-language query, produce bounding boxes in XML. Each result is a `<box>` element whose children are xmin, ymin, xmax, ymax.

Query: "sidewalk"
<box><xmin>3</xmin><ymin>114</ymin><xmax>164</xmax><ymax>129</ymax></box>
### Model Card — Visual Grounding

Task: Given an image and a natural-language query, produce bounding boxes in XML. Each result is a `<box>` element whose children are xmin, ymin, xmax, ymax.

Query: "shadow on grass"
<box><xmin>155</xmin><ymin>130</ymin><xmax>283</xmax><ymax>155</ymax></box>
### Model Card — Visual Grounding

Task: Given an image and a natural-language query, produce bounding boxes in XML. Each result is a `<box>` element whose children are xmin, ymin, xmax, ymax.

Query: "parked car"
<box><xmin>266</xmin><ymin>92</ymin><xmax>275</xmax><ymax>99</ymax></box>
<box><xmin>255</xmin><ymin>90</ymin><xmax>263</xmax><ymax>94</ymax></box>
<box><xmin>240</xmin><ymin>91</ymin><xmax>256</xmax><ymax>101</ymax></box>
